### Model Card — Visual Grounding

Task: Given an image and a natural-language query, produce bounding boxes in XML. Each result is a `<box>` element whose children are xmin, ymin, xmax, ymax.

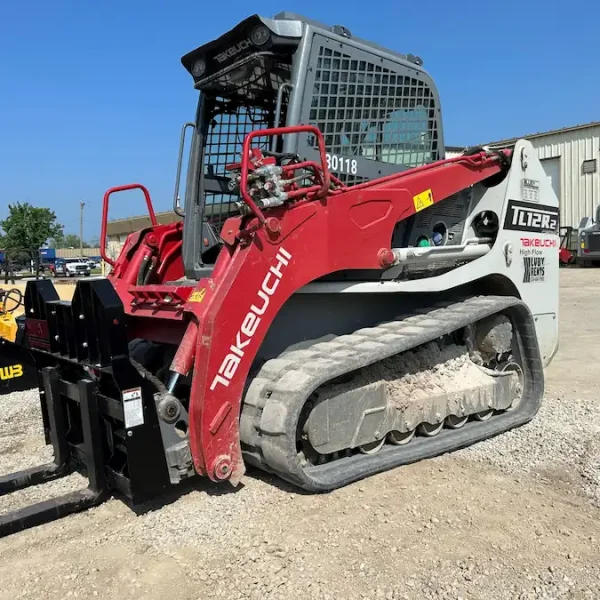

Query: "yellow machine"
<box><xmin>0</xmin><ymin>286</ymin><xmax>38</xmax><ymax>394</ymax></box>
<box><xmin>0</xmin><ymin>312</ymin><xmax>17</xmax><ymax>342</ymax></box>
<box><xmin>0</xmin><ymin>288</ymin><xmax>22</xmax><ymax>342</ymax></box>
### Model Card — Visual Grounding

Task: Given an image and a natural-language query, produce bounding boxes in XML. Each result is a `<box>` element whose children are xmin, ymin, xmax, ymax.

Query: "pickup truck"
<box><xmin>60</xmin><ymin>258</ymin><xmax>91</xmax><ymax>278</ymax></box>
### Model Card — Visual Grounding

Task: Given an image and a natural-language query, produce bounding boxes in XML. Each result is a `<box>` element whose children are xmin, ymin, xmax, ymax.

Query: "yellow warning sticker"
<box><xmin>413</xmin><ymin>189</ymin><xmax>434</xmax><ymax>212</ymax></box>
<box><xmin>188</xmin><ymin>288</ymin><xmax>207</xmax><ymax>303</ymax></box>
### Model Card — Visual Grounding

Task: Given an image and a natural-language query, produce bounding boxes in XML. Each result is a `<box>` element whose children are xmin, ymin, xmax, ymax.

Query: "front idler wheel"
<box><xmin>500</xmin><ymin>361</ymin><xmax>524</xmax><ymax>410</ymax></box>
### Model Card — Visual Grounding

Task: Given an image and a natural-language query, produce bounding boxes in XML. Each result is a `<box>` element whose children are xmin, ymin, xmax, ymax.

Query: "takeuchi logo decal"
<box><xmin>520</xmin><ymin>237</ymin><xmax>557</xmax><ymax>248</ymax></box>
<box><xmin>210</xmin><ymin>248</ymin><xmax>292</xmax><ymax>391</ymax></box>
<box><xmin>214</xmin><ymin>39</ymin><xmax>252</xmax><ymax>64</ymax></box>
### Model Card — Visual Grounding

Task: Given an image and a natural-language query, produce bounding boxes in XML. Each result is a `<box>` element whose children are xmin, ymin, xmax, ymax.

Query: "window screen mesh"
<box><xmin>203</xmin><ymin>100</ymin><xmax>273</xmax><ymax>228</ymax></box>
<box><xmin>308</xmin><ymin>46</ymin><xmax>439</xmax><ymax>184</ymax></box>
<box><xmin>200</xmin><ymin>56</ymin><xmax>290</xmax><ymax>229</ymax></box>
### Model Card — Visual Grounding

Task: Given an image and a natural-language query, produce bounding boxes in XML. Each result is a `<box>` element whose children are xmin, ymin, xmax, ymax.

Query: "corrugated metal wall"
<box><xmin>444</xmin><ymin>150</ymin><xmax>463</xmax><ymax>159</ymax></box>
<box><xmin>530</xmin><ymin>125</ymin><xmax>600</xmax><ymax>228</ymax></box>
<box><xmin>444</xmin><ymin>146</ymin><xmax>465</xmax><ymax>159</ymax></box>
<box><xmin>106</xmin><ymin>240</ymin><xmax>124</xmax><ymax>262</ymax></box>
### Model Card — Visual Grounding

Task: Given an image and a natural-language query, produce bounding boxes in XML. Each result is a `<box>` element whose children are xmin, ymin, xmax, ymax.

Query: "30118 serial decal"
<box><xmin>326</xmin><ymin>154</ymin><xmax>358</xmax><ymax>175</ymax></box>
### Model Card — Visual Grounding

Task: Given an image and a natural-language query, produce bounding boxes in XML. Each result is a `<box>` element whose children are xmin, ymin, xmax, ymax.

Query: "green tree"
<box><xmin>0</xmin><ymin>202</ymin><xmax>63</xmax><ymax>276</ymax></box>
<box><xmin>47</xmin><ymin>231</ymin><xmax>65</xmax><ymax>248</ymax></box>
<box><xmin>62</xmin><ymin>234</ymin><xmax>89</xmax><ymax>249</ymax></box>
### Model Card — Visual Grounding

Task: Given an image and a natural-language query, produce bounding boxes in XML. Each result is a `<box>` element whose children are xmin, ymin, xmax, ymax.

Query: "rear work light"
<box><xmin>251</xmin><ymin>24</ymin><xmax>270</xmax><ymax>46</ymax></box>
<box><xmin>191</xmin><ymin>59</ymin><xmax>206</xmax><ymax>78</ymax></box>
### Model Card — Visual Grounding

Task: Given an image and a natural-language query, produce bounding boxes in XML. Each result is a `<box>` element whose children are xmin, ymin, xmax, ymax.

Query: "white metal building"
<box><xmin>484</xmin><ymin>122</ymin><xmax>600</xmax><ymax>228</ymax></box>
<box><xmin>444</xmin><ymin>146</ymin><xmax>466</xmax><ymax>159</ymax></box>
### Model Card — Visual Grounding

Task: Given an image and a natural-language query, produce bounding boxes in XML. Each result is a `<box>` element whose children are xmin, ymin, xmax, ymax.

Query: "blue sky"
<box><xmin>1</xmin><ymin>0</ymin><xmax>597</xmax><ymax>239</ymax></box>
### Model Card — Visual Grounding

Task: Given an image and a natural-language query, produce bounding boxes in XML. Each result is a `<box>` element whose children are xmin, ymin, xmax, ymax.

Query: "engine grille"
<box><xmin>586</xmin><ymin>233</ymin><xmax>600</xmax><ymax>252</ymax></box>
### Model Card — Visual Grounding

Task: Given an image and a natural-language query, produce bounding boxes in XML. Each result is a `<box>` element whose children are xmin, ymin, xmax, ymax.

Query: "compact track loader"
<box><xmin>0</xmin><ymin>12</ymin><xmax>559</xmax><ymax>537</ymax></box>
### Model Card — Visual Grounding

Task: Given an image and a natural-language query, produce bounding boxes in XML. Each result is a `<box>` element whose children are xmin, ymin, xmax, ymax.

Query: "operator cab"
<box><xmin>179</xmin><ymin>12</ymin><xmax>444</xmax><ymax>279</ymax></box>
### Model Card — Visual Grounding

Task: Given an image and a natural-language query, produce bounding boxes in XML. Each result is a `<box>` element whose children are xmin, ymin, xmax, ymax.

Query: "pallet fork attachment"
<box><xmin>0</xmin><ymin>278</ymin><xmax>173</xmax><ymax>539</ymax></box>
<box><xmin>0</xmin><ymin>368</ymin><xmax>107</xmax><ymax>537</ymax></box>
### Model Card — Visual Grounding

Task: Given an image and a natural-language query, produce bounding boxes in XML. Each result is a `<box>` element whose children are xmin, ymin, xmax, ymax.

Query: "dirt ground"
<box><xmin>1</xmin><ymin>268</ymin><xmax>600</xmax><ymax>600</ymax></box>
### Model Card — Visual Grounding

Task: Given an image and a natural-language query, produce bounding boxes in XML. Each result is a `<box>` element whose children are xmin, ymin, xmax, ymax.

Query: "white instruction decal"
<box><xmin>123</xmin><ymin>387</ymin><xmax>144</xmax><ymax>428</ymax></box>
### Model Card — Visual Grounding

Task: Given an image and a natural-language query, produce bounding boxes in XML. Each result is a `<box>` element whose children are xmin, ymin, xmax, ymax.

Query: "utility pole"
<box><xmin>79</xmin><ymin>201</ymin><xmax>85</xmax><ymax>257</ymax></box>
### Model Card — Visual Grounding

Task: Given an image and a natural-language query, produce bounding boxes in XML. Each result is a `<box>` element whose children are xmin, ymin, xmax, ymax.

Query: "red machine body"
<box><xmin>100</xmin><ymin>126</ymin><xmax>509</xmax><ymax>485</ymax></box>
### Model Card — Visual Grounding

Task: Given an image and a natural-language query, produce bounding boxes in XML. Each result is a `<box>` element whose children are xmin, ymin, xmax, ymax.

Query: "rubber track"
<box><xmin>240</xmin><ymin>295</ymin><xmax>544</xmax><ymax>492</ymax></box>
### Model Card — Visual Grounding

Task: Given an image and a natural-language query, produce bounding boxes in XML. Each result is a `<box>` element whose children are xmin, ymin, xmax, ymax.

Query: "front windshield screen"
<box><xmin>198</xmin><ymin>54</ymin><xmax>292</xmax><ymax>229</ymax></box>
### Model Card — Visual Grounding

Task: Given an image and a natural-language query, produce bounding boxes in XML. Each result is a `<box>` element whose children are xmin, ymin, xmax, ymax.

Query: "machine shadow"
<box><xmin>122</xmin><ymin>465</ymin><xmax>309</xmax><ymax>517</ymax></box>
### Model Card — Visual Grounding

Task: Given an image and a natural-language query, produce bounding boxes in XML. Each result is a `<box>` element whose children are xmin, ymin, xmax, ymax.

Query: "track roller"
<box><xmin>445</xmin><ymin>414</ymin><xmax>469</xmax><ymax>429</ymax></box>
<box><xmin>418</xmin><ymin>421</ymin><xmax>444</xmax><ymax>436</ymax></box>
<box><xmin>387</xmin><ymin>429</ymin><xmax>416</xmax><ymax>445</ymax></box>
<box><xmin>359</xmin><ymin>438</ymin><xmax>386</xmax><ymax>454</ymax></box>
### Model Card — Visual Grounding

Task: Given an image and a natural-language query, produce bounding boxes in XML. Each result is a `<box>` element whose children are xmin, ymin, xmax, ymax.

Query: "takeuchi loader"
<box><xmin>0</xmin><ymin>12</ymin><xmax>559</xmax><ymax>537</ymax></box>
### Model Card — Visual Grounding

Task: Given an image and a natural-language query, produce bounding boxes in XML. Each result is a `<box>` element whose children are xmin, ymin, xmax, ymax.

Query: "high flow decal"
<box><xmin>210</xmin><ymin>248</ymin><xmax>293</xmax><ymax>391</ymax></box>
<box><xmin>504</xmin><ymin>199</ymin><xmax>559</xmax><ymax>233</ymax></box>
<box><xmin>519</xmin><ymin>237</ymin><xmax>554</xmax><ymax>283</ymax></box>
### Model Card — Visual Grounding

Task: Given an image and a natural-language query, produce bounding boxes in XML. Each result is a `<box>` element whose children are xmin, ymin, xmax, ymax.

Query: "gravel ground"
<box><xmin>1</xmin><ymin>268</ymin><xmax>599</xmax><ymax>600</ymax></box>
<box><xmin>456</xmin><ymin>269</ymin><xmax>600</xmax><ymax>506</ymax></box>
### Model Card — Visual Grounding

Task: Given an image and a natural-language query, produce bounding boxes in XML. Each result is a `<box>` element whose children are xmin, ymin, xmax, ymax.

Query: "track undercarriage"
<box><xmin>241</xmin><ymin>295</ymin><xmax>543</xmax><ymax>491</ymax></box>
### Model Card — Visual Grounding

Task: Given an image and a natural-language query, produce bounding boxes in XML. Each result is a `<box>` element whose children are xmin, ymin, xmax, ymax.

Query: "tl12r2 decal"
<box><xmin>504</xmin><ymin>199</ymin><xmax>559</xmax><ymax>233</ymax></box>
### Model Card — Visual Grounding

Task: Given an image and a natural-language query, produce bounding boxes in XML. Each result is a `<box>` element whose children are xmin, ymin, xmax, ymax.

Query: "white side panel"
<box><xmin>299</xmin><ymin>140</ymin><xmax>560</xmax><ymax>366</ymax></box>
